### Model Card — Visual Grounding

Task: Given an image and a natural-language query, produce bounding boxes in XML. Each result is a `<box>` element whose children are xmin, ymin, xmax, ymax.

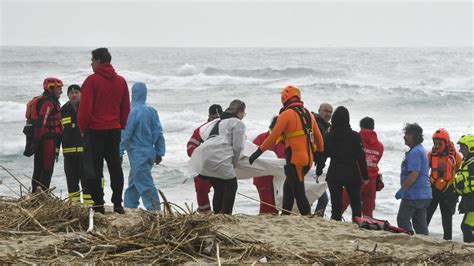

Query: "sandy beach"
<box><xmin>1</xmin><ymin>193</ymin><xmax>473</xmax><ymax>264</ymax></box>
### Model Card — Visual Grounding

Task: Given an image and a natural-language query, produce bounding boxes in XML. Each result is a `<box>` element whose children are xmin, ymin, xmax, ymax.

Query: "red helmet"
<box><xmin>43</xmin><ymin>77</ymin><xmax>63</xmax><ymax>94</ymax></box>
<box><xmin>281</xmin><ymin>85</ymin><xmax>301</xmax><ymax>105</ymax></box>
<box><xmin>432</xmin><ymin>128</ymin><xmax>450</xmax><ymax>153</ymax></box>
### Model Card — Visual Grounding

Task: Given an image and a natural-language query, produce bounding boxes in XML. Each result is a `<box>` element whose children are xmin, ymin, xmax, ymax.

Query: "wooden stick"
<box><xmin>158</xmin><ymin>189</ymin><xmax>173</xmax><ymax>217</ymax></box>
<box><xmin>372</xmin><ymin>243</ymin><xmax>378</xmax><ymax>254</ymax></box>
<box><xmin>0</xmin><ymin>230</ymin><xmax>41</xmax><ymax>235</ymax></box>
<box><xmin>216</xmin><ymin>243</ymin><xmax>221</xmax><ymax>266</ymax></box>
<box><xmin>1</xmin><ymin>182</ymin><xmax>21</xmax><ymax>197</ymax></box>
<box><xmin>237</xmin><ymin>192</ymin><xmax>300</xmax><ymax>216</ymax></box>
<box><xmin>87</xmin><ymin>207</ymin><xmax>94</xmax><ymax>232</ymax></box>
<box><xmin>0</xmin><ymin>165</ymin><xmax>30</xmax><ymax>192</ymax></box>
<box><xmin>17</xmin><ymin>205</ymin><xmax>57</xmax><ymax>236</ymax></box>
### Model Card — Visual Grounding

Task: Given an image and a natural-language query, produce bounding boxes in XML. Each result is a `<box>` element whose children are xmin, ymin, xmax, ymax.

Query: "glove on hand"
<box><xmin>395</xmin><ymin>189</ymin><xmax>404</xmax><ymax>200</ymax></box>
<box><xmin>249</xmin><ymin>148</ymin><xmax>263</xmax><ymax>165</ymax></box>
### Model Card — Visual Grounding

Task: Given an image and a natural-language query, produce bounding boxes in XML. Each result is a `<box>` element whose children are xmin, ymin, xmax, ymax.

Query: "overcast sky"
<box><xmin>1</xmin><ymin>0</ymin><xmax>472</xmax><ymax>47</ymax></box>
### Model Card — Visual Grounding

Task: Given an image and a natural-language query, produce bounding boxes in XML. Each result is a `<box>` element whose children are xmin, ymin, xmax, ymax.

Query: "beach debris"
<box><xmin>86</xmin><ymin>208</ymin><xmax>94</xmax><ymax>233</ymax></box>
<box><xmin>0</xmin><ymin>182</ymin><xmax>472</xmax><ymax>264</ymax></box>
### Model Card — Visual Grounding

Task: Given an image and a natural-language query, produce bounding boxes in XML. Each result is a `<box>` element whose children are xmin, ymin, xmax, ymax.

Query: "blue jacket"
<box><xmin>120</xmin><ymin>82</ymin><xmax>165</xmax><ymax>160</ymax></box>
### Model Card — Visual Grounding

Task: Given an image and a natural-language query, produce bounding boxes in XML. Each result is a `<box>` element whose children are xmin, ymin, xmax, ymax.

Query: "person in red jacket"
<box><xmin>341</xmin><ymin>117</ymin><xmax>384</xmax><ymax>217</ymax></box>
<box><xmin>252</xmin><ymin>116</ymin><xmax>286</xmax><ymax>215</ymax></box>
<box><xmin>31</xmin><ymin>78</ymin><xmax>63</xmax><ymax>192</ymax></box>
<box><xmin>187</xmin><ymin>104</ymin><xmax>223</xmax><ymax>213</ymax></box>
<box><xmin>78</xmin><ymin>48</ymin><xmax>130</xmax><ymax>214</ymax></box>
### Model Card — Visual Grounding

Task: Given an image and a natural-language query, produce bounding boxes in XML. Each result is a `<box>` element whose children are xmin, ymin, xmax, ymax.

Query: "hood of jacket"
<box><xmin>131</xmin><ymin>82</ymin><xmax>147</xmax><ymax>106</ymax></box>
<box><xmin>330</xmin><ymin>106</ymin><xmax>351</xmax><ymax>135</ymax></box>
<box><xmin>360</xmin><ymin>128</ymin><xmax>379</xmax><ymax>145</ymax></box>
<box><xmin>94</xmin><ymin>63</ymin><xmax>118</xmax><ymax>80</ymax></box>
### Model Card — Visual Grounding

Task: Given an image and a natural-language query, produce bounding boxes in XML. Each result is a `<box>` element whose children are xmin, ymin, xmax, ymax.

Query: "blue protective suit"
<box><xmin>120</xmin><ymin>82</ymin><xmax>166</xmax><ymax>210</ymax></box>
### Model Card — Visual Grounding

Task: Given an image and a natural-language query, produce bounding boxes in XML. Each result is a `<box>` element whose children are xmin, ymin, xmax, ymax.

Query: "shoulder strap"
<box><xmin>208</xmin><ymin>120</ymin><xmax>221</xmax><ymax>139</ymax></box>
<box><xmin>290</xmin><ymin>106</ymin><xmax>316</xmax><ymax>156</ymax></box>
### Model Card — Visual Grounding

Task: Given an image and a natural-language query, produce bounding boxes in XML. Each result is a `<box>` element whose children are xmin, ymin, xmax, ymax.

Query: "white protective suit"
<box><xmin>192</xmin><ymin>117</ymin><xmax>246</xmax><ymax>180</ymax></box>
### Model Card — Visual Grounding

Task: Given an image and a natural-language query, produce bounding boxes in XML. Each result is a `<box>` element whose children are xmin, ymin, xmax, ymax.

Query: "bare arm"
<box><xmin>402</xmin><ymin>171</ymin><xmax>419</xmax><ymax>191</ymax></box>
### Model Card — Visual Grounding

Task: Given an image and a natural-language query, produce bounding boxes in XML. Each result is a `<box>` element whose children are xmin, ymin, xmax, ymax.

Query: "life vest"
<box><xmin>39</xmin><ymin>101</ymin><xmax>62</xmax><ymax>138</ymax></box>
<box><xmin>23</xmin><ymin>95</ymin><xmax>48</xmax><ymax>156</ymax></box>
<box><xmin>275</xmin><ymin>106</ymin><xmax>317</xmax><ymax>153</ymax></box>
<box><xmin>455</xmin><ymin>157</ymin><xmax>474</xmax><ymax>195</ymax></box>
<box><xmin>23</xmin><ymin>94</ymin><xmax>62</xmax><ymax>156</ymax></box>
<box><xmin>429</xmin><ymin>141</ymin><xmax>457</xmax><ymax>192</ymax></box>
<box><xmin>354</xmin><ymin>216</ymin><xmax>409</xmax><ymax>235</ymax></box>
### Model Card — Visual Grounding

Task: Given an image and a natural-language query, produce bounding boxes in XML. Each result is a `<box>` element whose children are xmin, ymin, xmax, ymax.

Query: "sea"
<box><xmin>0</xmin><ymin>47</ymin><xmax>472</xmax><ymax>240</ymax></box>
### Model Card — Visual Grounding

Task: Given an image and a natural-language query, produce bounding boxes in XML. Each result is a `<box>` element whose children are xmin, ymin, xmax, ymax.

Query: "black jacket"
<box><xmin>324</xmin><ymin>107</ymin><xmax>368</xmax><ymax>184</ymax></box>
<box><xmin>312</xmin><ymin>112</ymin><xmax>331</xmax><ymax>136</ymax></box>
<box><xmin>325</xmin><ymin>127</ymin><xmax>369</xmax><ymax>184</ymax></box>
<box><xmin>312</xmin><ymin>112</ymin><xmax>331</xmax><ymax>175</ymax></box>
<box><xmin>60</xmin><ymin>102</ymin><xmax>83</xmax><ymax>156</ymax></box>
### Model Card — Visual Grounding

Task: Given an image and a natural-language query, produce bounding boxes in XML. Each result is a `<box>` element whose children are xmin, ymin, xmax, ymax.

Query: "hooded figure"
<box><xmin>324</xmin><ymin>106</ymin><xmax>368</xmax><ymax>221</ymax></box>
<box><xmin>120</xmin><ymin>82</ymin><xmax>165</xmax><ymax>211</ymax></box>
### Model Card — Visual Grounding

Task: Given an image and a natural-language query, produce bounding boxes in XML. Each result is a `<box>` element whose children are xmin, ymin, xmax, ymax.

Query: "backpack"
<box><xmin>22</xmin><ymin>95</ymin><xmax>47</xmax><ymax>157</ymax></box>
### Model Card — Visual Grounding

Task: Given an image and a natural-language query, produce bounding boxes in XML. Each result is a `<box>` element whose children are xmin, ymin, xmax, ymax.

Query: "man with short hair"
<box><xmin>60</xmin><ymin>84</ymin><xmax>93</xmax><ymax>205</ymax></box>
<box><xmin>312</xmin><ymin>103</ymin><xmax>333</xmax><ymax>216</ymax></box>
<box><xmin>78</xmin><ymin>48</ymin><xmax>130</xmax><ymax>214</ymax></box>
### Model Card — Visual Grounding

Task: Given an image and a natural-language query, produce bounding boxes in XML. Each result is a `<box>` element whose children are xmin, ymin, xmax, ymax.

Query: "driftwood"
<box><xmin>0</xmin><ymin>168</ymin><xmax>472</xmax><ymax>264</ymax></box>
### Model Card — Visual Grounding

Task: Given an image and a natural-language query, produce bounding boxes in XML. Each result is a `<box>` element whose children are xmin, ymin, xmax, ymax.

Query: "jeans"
<box><xmin>397</xmin><ymin>199</ymin><xmax>432</xmax><ymax>235</ymax></box>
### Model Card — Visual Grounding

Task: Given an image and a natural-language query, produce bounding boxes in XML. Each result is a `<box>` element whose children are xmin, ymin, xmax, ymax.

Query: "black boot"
<box><xmin>114</xmin><ymin>205</ymin><xmax>125</xmax><ymax>214</ymax></box>
<box><xmin>93</xmin><ymin>206</ymin><xmax>105</xmax><ymax>214</ymax></box>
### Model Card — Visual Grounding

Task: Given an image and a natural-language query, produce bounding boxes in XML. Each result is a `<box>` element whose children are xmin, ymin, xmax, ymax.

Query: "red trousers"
<box><xmin>253</xmin><ymin>175</ymin><xmax>278</xmax><ymax>215</ymax></box>
<box><xmin>194</xmin><ymin>175</ymin><xmax>212</xmax><ymax>213</ymax></box>
<box><xmin>342</xmin><ymin>175</ymin><xmax>377</xmax><ymax>217</ymax></box>
<box><xmin>32</xmin><ymin>139</ymin><xmax>56</xmax><ymax>192</ymax></box>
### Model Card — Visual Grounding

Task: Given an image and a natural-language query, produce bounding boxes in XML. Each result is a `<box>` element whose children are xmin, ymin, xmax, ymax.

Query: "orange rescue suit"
<box><xmin>260</xmin><ymin>102</ymin><xmax>324</xmax><ymax>181</ymax></box>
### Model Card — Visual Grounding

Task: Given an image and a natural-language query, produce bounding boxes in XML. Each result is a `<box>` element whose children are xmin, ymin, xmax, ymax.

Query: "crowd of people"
<box><xmin>24</xmin><ymin>47</ymin><xmax>473</xmax><ymax>243</ymax></box>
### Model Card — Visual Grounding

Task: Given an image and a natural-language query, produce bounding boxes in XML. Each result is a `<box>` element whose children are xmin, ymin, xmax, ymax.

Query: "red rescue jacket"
<box><xmin>187</xmin><ymin>123</ymin><xmax>206</xmax><ymax>157</ymax></box>
<box><xmin>359</xmin><ymin>128</ymin><xmax>384</xmax><ymax>178</ymax></box>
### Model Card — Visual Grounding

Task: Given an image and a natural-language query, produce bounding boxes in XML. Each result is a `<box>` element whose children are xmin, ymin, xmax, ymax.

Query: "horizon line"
<box><xmin>1</xmin><ymin>45</ymin><xmax>473</xmax><ymax>49</ymax></box>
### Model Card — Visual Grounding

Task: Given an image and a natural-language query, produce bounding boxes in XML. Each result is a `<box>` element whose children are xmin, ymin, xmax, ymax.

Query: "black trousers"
<box><xmin>208</xmin><ymin>177</ymin><xmax>237</xmax><ymax>214</ymax></box>
<box><xmin>32</xmin><ymin>139</ymin><xmax>56</xmax><ymax>193</ymax></box>
<box><xmin>328</xmin><ymin>181</ymin><xmax>362</xmax><ymax>221</ymax></box>
<box><xmin>461</xmin><ymin>212</ymin><xmax>474</xmax><ymax>243</ymax></box>
<box><xmin>64</xmin><ymin>155</ymin><xmax>89</xmax><ymax>198</ymax></box>
<box><xmin>83</xmin><ymin>129</ymin><xmax>124</xmax><ymax>207</ymax></box>
<box><xmin>282</xmin><ymin>164</ymin><xmax>310</xmax><ymax>215</ymax></box>
<box><xmin>426</xmin><ymin>186</ymin><xmax>458</xmax><ymax>240</ymax></box>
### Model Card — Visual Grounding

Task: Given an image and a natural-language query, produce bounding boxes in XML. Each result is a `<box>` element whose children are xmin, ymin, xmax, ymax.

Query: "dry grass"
<box><xmin>0</xmin><ymin>167</ymin><xmax>472</xmax><ymax>264</ymax></box>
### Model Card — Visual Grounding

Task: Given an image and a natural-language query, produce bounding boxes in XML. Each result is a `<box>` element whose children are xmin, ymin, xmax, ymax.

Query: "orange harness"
<box><xmin>429</xmin><ymin>142</ymin><xmax>457</xmax><ymax>192</ymax></box>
